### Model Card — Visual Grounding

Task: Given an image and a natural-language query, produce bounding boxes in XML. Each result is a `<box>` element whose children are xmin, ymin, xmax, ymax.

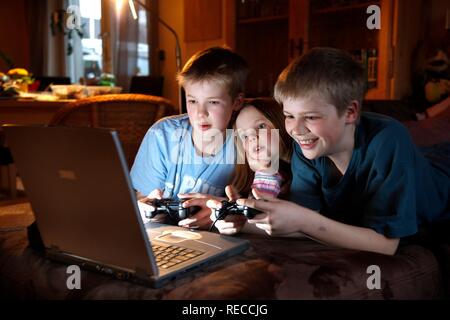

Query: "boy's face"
<box><xmin>185</xmin><ymin>80</ymin><xmax>241</xmax><ymax>138</ymax></box>
<box><xmin>283</xmin><ymin>95</ymin><xmax>357</xmax><ymax>160</ymax></box>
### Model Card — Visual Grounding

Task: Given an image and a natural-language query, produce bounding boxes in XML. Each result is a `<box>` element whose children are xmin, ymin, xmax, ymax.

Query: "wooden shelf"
<box><xmin>237</xmin><ymin>14</ymin><xmax>288</xmax><ymax>25</ymax></box>
<box><xmin>313</xmin><ymin>1</ymin><xmax>380</xmax><ymax>14</ymax></box>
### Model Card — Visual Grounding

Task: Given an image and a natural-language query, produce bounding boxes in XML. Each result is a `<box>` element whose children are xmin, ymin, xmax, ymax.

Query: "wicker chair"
<box><xmin>48</xmin><ymin>94</ymin><xmax>176</xmax><ymax>168</ymax></box>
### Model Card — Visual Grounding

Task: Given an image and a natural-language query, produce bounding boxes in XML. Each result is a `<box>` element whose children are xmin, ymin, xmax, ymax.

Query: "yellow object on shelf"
<box><xmin>16</xmin><ymin>82</ymin><xmax>28</xmax><ymax>93</ymax></box>
<box><xmin>7</xmin><ymin>68</ymin><xmax>29</xmax><ymax>77</ymax></box>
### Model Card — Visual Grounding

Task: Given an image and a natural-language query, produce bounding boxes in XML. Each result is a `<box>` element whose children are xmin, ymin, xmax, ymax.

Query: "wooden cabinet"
<box><xmin>235</xmin><ymin>0</ymin><xmax>290</xmax><ymax>97</ymax></box>
<box><xmin>233</xmin><ymin>0</ymin><xmax>422</xmax><ymax>100</ymax></box>
<box><xmin>290</xmin><ymin>0</ymin><xmax>390</xmax><ymax>99</ymax></box>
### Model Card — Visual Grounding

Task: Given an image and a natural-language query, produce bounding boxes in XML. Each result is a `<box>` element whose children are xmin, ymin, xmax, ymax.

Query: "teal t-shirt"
<box><xmin>289</xmin><ymin>112</ymin><xmax>450</xmax><ymax>238</ymax></box>
<box><xmin>130</xmin><ymin>114</ymin><xmax>236</xmax><ymax>199</ymax></box>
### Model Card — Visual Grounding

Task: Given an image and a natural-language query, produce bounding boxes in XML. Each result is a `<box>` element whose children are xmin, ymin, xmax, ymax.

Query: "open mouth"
<box><xmin>298</xmin><ymin>137</ymin><xmax>319</xmax><ymax>149</ymax></box>
<box><xmin>250</xmin><ymin>149</ymin><xmax>271</xmax><ymax>162</ymax></box>
<box><xmin>249</xmin><ymin>145</ymin><xmax>268</xmax><ymax>156</ymax></box>
<box><xmin>199</xmin><ymin>124</ymin><xmax>212</xmax><ymax>131</ymax></box>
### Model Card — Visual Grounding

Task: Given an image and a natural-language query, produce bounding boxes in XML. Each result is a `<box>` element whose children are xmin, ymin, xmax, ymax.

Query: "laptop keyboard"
<box><xmin>152</xmin><ymin>244</ymin><xmax>205</xmax><ymax>269</ymax></box>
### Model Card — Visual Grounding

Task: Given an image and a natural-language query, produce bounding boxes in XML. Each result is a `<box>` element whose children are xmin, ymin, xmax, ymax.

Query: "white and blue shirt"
<box><xmin>130</xmin><ymin>114</ymin><xmax>236</xmax><ymax>199</ymax></box>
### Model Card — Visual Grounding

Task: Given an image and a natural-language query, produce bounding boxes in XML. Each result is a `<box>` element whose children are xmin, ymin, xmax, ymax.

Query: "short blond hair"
<box><xmin>274</xmin><ymin>47</ymin><xmax>366</xmax><ymax>116</ymax></box>
<box><xmin>177</xmin><ymin>47</ymin><xmax>249</xmax><ymax>100</ymax></box>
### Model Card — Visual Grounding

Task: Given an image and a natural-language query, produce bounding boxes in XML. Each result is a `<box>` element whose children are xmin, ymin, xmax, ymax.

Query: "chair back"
<box><xmin>48</xmin><ymin>93</ymin><xmax>176</xmax><ymax>168</ymax></box>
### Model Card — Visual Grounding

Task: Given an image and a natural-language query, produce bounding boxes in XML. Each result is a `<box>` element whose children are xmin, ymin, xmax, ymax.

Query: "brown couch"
<box><xmin>0</xmin><ymin>102</ymin><xmax>449</xmax><ymax>300</ymax></box>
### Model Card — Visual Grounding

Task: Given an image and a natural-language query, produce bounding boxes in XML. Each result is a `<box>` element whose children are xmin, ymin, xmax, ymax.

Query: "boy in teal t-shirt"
<box><xmin>238</xmin><ymin>47</ymin><xmax>450</xmax><ymax>255</ymax></box>
<box><xmin>289</xmin><ymin>111</ymin><xmax>449</xmax><ymax>239</ymax></box>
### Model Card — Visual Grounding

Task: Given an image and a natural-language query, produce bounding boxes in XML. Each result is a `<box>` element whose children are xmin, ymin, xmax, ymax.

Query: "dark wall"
<box><xmin>0</xmin><ymin>0</ymin><xmax>30</xmax><ymax>70</ymax></box>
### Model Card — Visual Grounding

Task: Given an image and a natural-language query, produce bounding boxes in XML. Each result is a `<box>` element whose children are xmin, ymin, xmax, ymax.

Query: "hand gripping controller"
<box><xmin>213</xmin><ymin>200</ymin><xmax>262</xmax><ymax>220</ymax></box>
<box><xmin>144</xmin><ymin>199</ymin><xmax>201</xmax><ymax>221</ymax></box>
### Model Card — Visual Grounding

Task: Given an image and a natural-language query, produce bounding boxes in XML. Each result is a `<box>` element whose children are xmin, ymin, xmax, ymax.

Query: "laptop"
<box><xmin>3</xmin><ymin>125</ymin><xmax>249</xmax><ymax>288</ymax></box>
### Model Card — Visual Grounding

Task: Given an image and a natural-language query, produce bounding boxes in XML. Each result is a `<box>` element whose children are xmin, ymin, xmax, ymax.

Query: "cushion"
<box><xmin>403</xmin><ymin>107</ymin><xmax>450</xmax><ymax>147</ymax></box>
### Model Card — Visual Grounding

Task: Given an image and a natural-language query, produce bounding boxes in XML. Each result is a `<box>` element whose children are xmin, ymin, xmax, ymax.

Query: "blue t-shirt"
<box><xmin>130</xmin><ymin>114</ymin><xmax>236</xmax><ymax>199</ymax></box>
<box><xmin>289</xmin><ymin>112</ymin><xmax>450</xmax><ymax>238</ymax></box>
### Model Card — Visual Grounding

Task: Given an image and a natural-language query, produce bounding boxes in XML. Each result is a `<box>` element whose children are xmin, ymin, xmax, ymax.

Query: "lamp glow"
<box><xmin>128</xmin><ymin>0</ymin><xmax>138</xmax><ymax>20</ymax></box>
<box><xmin>115</xmin><ymin>0</ymin><xmax>124</xmax><ymax>13</ymax></box>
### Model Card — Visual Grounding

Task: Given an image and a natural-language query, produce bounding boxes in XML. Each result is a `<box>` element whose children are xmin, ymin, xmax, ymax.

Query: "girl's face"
<box><xmin>235</xmin><ymin>105</ymin><xmax>277</xmax><ymax>172</ymax></box>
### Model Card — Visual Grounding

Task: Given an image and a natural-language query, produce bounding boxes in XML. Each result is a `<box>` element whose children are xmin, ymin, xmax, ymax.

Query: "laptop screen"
<box><xmin>3</xmin><ymin>125</ymin><xmax>157</xmax><ymax>275</ymax></box>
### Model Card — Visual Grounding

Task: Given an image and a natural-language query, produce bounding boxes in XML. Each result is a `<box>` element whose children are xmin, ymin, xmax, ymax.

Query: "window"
<box><xmin>67</xmin><ymin>0</ymin><xmax>150</xmax><ymax>86</ymax></box>
<box><xmin>80</xmin><ymin>0</ymin><xmax>102</xmax><ymax>80</ymax></box>
<box><xmin>137</xmin><ymin>8</ymin><xmax>149</xmax><ymax>75</ymax></box>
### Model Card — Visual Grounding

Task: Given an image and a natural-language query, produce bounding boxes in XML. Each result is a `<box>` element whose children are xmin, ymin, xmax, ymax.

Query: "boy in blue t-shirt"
<box><xmin>131</xmin><ymin>47</ymin><xmax>249</xmax><ymax>229</ymax></box>
<box><xmin>238</xmin><ymin>47</ymin><xmax>450</xmax><ymax>255</ymax></box>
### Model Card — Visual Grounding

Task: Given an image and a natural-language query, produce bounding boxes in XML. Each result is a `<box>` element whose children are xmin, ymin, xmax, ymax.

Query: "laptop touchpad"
<box><xmin>155</xmin><ymin>230</ymin><xmax>202</xmax><ymax>243</ymax></box>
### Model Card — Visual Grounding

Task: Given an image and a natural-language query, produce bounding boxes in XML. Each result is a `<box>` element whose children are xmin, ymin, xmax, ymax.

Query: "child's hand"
<box><xmin>212</xmin><ymin>214</ymin><xmax>248</xmax><ymax>235</ymax></box>
<box><xmin>251</xmin><ymin>187</ymin><xmax>270</xmax><ymax>200</ymax></box>
<box><xmin>207</xmin><ymin>185</ymin><xmax>246</xmax><ymax>235</ymax></box>
<box><xmin>225</xmin><ymin>185</ymin><xmax>241</xmax><ymax>200</ymax></box>
<box><xmin>137</xmin><ymin>188</ymin><xmax>164</xmax><ymax>223</ymax></box>
<box><xmin>206</xmin><ymin>185</ymin><xmax>241</xmax><ymax>214</ymax></box>
<box><xmin>177</xmin><ymin>192</ymin><xmax>224</xmax><ymax>230</ymax></box>
<box><xmin>237</xmin><ymin>189</ymin><xmax>304</xmax><ymax>236</ymax></box>
<box><xmin>220</xmin><ymin>185</ymin><xmax>242</xmax><ymax>202</ymax></box>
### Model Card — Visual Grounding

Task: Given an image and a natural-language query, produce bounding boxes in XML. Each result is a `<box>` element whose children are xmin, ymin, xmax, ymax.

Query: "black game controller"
<box><xmin>213</xmin><ymin>200</ymin><xmax>263</xmax><ymax>220</ymax></box>
<box><xmin>144</xmin><ymin>199</ymin><xmax>201</xmax><ymax>221</ymax></box>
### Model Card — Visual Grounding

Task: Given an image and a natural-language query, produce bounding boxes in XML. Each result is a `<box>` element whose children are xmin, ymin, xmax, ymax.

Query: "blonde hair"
<box><xmin>177</xmin><ymin>46</ymin><xmax>249</xmax><ymax>100</ymax></box>
<box><xmin>230</xmin><ymin>98</ymin><xmax>292</xmax><ymax>197</ymax></box>
<box><xmin>274</xmin><ymin>47</ymin><xmax>366</xmax><ymax>116</ymax></box>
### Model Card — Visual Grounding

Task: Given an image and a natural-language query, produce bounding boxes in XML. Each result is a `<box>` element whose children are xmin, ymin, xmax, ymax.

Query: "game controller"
<box><xmin>143</xmin><ymin>199</ymin><xmax>201</xmax><ymax>221</ymax></box>
<box><xmin>213</xmin><ymin>200</ymin><xmax>263</xmax><ymax>220</ymax></box>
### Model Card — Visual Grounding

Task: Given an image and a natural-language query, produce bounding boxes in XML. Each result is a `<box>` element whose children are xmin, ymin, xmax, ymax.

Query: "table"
<box><xmin>0</xmin><ymin>98</ymin><xmax>72</xmax><ymax>126</ymax></box>
<box><xmin>0</xmin><ymin>98</ymin><xmax>72</xmax><ymax>195</ymax></box>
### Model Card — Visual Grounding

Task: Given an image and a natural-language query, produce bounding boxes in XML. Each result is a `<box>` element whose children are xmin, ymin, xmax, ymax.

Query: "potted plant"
<box><xmin>7</xmin><ymin>68</ymin><xmax>34</xmax><ymax>92</ymax></box>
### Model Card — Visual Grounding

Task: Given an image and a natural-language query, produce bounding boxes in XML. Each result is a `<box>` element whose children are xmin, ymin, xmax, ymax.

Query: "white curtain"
<box><xmin>66</xmin><ymin>0</ymin><xmax>84</xmax><ymax>83</ymax></box>
<box><xmin>32</xmin><ymin>0</ymin><xmax>149</xmax><ymax>87</ymax></box>
<box><xmin>109</xmin><ymin>0</ymin><xmax>149</xmax><ymax>91</ymax></box>
<box><xmin>28</xmin><ymin>0</ymin><xmax>69</xmax><ymax>78</ymax></box>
